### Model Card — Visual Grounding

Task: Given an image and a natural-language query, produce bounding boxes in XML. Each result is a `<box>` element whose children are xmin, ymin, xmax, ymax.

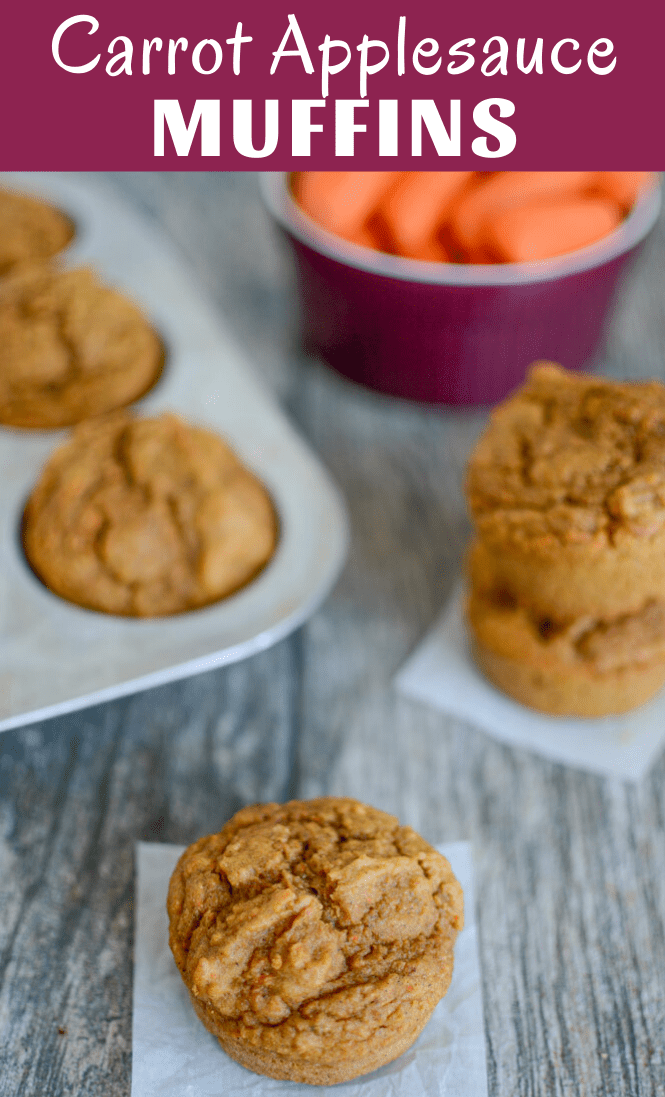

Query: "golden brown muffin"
<box><xmin>0</xmin><ymin>263</ymin><xmax>162</xmax><ymax>428</ymax></box>
<box><xmin>167</xmin><ymin>798</ymin><xmax>463</xmax><ymax>1085</ymax></box>
<box><xmin>467</xmin><ymin>362</ymin><xmax>665</xmax><ymax>620</ymax></box>
<box><xmin>467</xmin><ymin>580</ymin><xmax>665</xmax><ymax>717</ymax></box>
<box><xmin>23</xmin><ymin>412</ymin><xmax>278</xmax><ymax>617</ymax></box>
<box><xmin>0</xmin><ymin>187</ymin><xmax>74</xmax><ymax>276</ymax></box>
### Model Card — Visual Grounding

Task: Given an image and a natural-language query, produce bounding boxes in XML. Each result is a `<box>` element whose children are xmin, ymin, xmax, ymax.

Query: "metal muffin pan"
<box><xmin>0</xmin><ymin>172</ymin><xmax>349</xmax><ymax>732</ymax></box>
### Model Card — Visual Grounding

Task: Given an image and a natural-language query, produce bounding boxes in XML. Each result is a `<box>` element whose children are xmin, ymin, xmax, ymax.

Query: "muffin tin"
<box><xmin>0</xmin><ymin>173</ymin><xmax>349</xmax><ymax>733</ymax></box>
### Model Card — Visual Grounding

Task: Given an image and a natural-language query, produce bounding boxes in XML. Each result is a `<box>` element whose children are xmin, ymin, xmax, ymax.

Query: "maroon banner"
<box><xmin>0</xmin><ymin>0</ymin><xmax>661</xmax><ymax>169</ymax></box>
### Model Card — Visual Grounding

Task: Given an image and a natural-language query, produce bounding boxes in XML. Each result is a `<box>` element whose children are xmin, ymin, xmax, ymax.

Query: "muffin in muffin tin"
<box><xmin>0</xmin><ymin>263</ymin><xmax>163</xmax><ymax>428</ymax></box>
<box><xmin>23</xmin><ymin>411</ymin><xmax>278</xmax><ymax>617</ymax></box>
<box><xmin>0</xmin><ymin>186</ymin><xmax>74</xmax><ymax>277</ymax></box>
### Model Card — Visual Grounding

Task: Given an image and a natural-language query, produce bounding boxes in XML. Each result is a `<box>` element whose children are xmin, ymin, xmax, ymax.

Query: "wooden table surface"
<box><xmin>1</xmin><ymin>172</ymin><xmax>664</xmax><ymax>1096</ymax></box>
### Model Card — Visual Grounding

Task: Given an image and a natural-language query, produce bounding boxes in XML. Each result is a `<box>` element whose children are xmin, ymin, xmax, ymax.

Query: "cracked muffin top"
<box><xmin>0</xmin><ymin>263</ymin><xmax>162</xmax><ymax>427</ymax></box>
<box><xmin>23</xmin><ymin>411</ymin><xmax>278</xmax><ymax>617</ymax></box>
<box><xmin>167</xmin><ymin>798</ymin><xmax>463</xmax><ymax>1077</ymax></box>
<box><xmin>0</xmin><ymin>188</ymin><xmax>74</xmax><ymax>277</ymax></box>
<box><xmin>467</xmin><ymin>363</ymin><xmax>665</xmax><ymax>552</ymax></box>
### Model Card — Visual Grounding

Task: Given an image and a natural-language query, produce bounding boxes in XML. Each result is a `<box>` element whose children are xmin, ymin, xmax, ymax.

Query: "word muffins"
<box><xmin>23</xmin><ymin>411</ymin><xmax>278</xmax><ymax>617</ymax></box>
<box><xmin>167</xmin><ymin>797</ymin><xmax>463</xmax><ymax>1085</ymax></box>
<box><xmin>466</xmin><ymin>363</ymin><xmax>665</xmax><ymax>716</ymax></box>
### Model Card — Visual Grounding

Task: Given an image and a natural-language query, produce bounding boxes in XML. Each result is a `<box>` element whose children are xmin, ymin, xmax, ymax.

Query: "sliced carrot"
<box><xmin>292</xmin><ymin>172</ymin><xmax>403</xmax><ymax>241</ymax></box>
<box><xmin>377</xmin><ymin>171</ymin><xmax>474</xmax><ymax>259</ymax></box>
<box><xmin>344</xmin><ymin>222</ymin><xmax>382</xmax><ymax>250</ymax></box>
<box><xmin>292</xmin><ymin>171</ymin><xmax>647</xmax><ymax>265</ymax></box>
<box><xmin>449</xmin><ymin>171</ymin><xmax>597</xmax><ymax>257</ymax></box>
<box><xmin>398</xmin><ymin>236</ymin><xmax>452</xmax><ymax>262</ymax></box>
<box><xmin>484</xmin><ymin>197</ymin><xmax>622</xmax><ymax>263</ymax></box>
<box><xmin>591</xmin><ymin>172</ymin><xmax>654</xmax><ymax>210</ymax></box>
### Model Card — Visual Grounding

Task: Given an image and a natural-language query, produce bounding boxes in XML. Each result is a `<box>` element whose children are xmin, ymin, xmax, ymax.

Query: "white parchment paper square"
<box><xmin>396</xmin><ymin>586</ymin><xmax>665</xmax><ymax>783</ymax></box>
<box><xmin>132</xmin><ymin>840</ymin><xmax>487</xmax><ymax>1097</ymax></box>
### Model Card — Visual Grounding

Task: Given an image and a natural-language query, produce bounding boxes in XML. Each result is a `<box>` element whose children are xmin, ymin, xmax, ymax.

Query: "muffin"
<box><xmin>467</xmin><ymin>363</ymin><xmax>665</xmax><ymax>621</ymax></box>
<box><xmin>466</xmin><ymin>363</ymin><xmax>665</xmax><ymax>715</ymax></box>
<box><xmin>167</xmin><ymin>797</ymin><xmax>464</xmax><ymax>1085</ymax></box>
<box><xmin>23</xmin><ymin>411</ymin><xmax>278</xmax><ymax>617</ymax></box>
<box><xmin>0</xmin><ymin>187</ymin><xmax>74</xmax><ymax>276</ymax></box>
<box><xmin>468</xmin><ymin>580</ymin><xmax>665</xmax><ymax>717</ymax></box>
<box><xmin>0</xmin><ymin>263</ymin><xmax>162</xmax><ymax>428</ymax></box>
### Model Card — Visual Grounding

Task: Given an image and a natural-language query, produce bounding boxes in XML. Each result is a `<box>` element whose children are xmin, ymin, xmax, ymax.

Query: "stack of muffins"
<box><xmin>466</xmin><ymin>362</ymin><xmax>665</xmax><ymax>716</ymax></box>
<box><xmin>0</xmin><ymin>185</ymin><xmax>277</xmax><ymax>616</ymax></box>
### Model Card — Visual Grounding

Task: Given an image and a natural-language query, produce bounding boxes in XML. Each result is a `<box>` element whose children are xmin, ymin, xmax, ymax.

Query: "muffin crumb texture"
<box><xmin>23</xmin><ymin>412</ymin><xmax>277</xmax><ymax>617</ymax></box>
<box><xmin>167</xmin><ymin>798</ymin><xmax>463</xmax><ymax>1085</ymax></box>
<box><xmin>0</xmin><ymin>264</ymin><xmax>162</xmax><ymax>428</ymax></box>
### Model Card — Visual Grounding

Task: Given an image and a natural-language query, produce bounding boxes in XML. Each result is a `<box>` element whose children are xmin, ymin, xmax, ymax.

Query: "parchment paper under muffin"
<box><xmin>167</xmin><ymin>797</ymin><xmax>463</xmax><ymax>1085</ymax></box>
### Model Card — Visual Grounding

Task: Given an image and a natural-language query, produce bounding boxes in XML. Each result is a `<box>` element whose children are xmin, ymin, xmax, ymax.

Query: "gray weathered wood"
<box><xmin>0</xmin><ymin>171</ymin><xmax>664</xmax><ymax>1095</ymax></box>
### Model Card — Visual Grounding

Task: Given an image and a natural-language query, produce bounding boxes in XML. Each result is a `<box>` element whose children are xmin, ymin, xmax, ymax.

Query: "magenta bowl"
<box><xmin>261</xmin><ymin>173</ymin><xmax>662</xmax><ymax>406</ymax></box>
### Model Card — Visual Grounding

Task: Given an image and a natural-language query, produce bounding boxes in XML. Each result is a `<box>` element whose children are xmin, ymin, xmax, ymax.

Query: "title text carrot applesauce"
<box><xmin>51</xmin><ymin>14</ymin><xmax>617</xmax><ymax>159</ymax></box>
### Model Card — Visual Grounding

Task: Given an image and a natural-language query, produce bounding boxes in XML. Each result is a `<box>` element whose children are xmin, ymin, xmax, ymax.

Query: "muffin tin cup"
<box><xmin>261</xmin><ymin>173</ymin><xmax>662</xmax><ymax>406</ymax></box>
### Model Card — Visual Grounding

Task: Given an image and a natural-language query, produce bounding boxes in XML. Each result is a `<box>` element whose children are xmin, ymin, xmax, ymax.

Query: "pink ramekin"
<box><xmin>260</xmin><ymin>173</ymin><xmax>662</xmax><ymax>406</ymax></box>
